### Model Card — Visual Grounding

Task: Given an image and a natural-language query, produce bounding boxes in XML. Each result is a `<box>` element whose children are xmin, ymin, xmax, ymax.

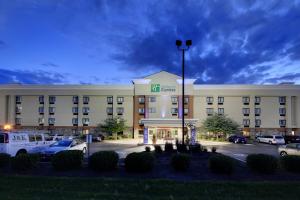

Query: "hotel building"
<box><xmin>0</xmin><ymin>71</ymin><xmax>299</xmax><ymax>143</ymax></box>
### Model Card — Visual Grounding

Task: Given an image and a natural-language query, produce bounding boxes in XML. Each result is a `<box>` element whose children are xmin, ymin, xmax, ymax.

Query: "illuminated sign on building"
<box><xmin>151</xmin><ymin>84</ymin><xmax>175</xmax><ymax>92</ymax></box>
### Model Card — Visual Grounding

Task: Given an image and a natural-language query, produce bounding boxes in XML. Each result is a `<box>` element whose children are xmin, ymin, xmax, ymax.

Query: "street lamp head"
<box><xmin>176</xmin><ymin>40</ymin><xmax>182</xmax><ymax>47</ymax></box>
<box><xmin>186</xmin><ymin>40</ymin><xmax>192</xmax><ymax>47</ymax></box>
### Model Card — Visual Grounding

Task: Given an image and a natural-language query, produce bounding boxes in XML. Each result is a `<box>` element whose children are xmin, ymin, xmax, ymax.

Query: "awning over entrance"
<box><xmin>140</xmin><ymin>118</ymin><xmax>198</xmax><ymax>128</ymax></box>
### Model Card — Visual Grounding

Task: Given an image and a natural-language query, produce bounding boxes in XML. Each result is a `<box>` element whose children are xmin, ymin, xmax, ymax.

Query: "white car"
<box><xmin>257</xmin><ymin>135</ymin><xmax>285</xmax><ymax>145</ymax></box>
<box><xmin>0</xmin><ymin>131</ymin><xmax>56</xmax><ymax>156</ymax></box>
<box><xmin>40</xmin><ymin>139</ymin><xmax>87</xmax><ymax>160</ymax></box>
<box><xmin>278</xmin><ymin>143</ymin><xmax>300</xmax><ymax>156</ymax></box>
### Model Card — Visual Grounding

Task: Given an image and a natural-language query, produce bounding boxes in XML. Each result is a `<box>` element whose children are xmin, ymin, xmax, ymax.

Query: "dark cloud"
<box><xmin>0</xmin><ymin>69</ymin><xmax>65</xmax><ymax>84</ymax></box>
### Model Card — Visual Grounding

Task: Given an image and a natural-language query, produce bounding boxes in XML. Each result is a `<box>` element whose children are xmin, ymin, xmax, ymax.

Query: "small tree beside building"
<box><xmin>96</xmin><ymin>117</ymin><xmax>127</xmax><ymax>139</ymax></box>
<box><xmin>202</xmin><ymin>114</ymin><xmax>239</xmax><ymax>139</ymax></box>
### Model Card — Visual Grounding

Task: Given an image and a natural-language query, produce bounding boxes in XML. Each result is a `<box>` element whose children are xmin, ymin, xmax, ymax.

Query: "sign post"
<box><xmin>86</xmin><ymin>133</ymin><xmax>92</xmax><ymax>158</ymax></box>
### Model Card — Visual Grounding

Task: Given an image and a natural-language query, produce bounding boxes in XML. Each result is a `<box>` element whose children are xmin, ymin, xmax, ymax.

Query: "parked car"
<box><xmin>92</xmin><ymin>134</ymin><xmax>105</xmax><ymax>142</ymax></box>
<box><xmin>278</xmin><ymin>143</ymin><xmax>300</xmax><ymax>156</ymax></box>
<box><xmin>0</xmin><ymin>131</ymin><xmax>56</xmax><ymax>156</ymax></box>
<box><xmin>40</xmin><ymin>139</ymin><xmax>87</xmax><ymax>160</ymax></box>
<box><xmin>228</xmin><ymin>135</ymin><xmax>247</xmax><ymax>144</ymax></box>
<box><xmin>284</xmin><ymin>135</ymin><xmax>300</xmax><ymax>144</ymax></box>
<box><xmin>257</xmin><ymin>135</ymin><xmax>285</xmax><ymax>145</ymax></box>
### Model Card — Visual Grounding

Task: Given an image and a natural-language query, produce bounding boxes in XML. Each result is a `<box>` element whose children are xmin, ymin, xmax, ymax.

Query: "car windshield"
<box><xmin>275</xmin><ymin>136</ymin><xmax>283</xmax><ymax>139</ymax></box>
<box><xmin>50</xmin><ymin>140</ymin><xmax>72</xmax><ymax>147</ymax></box>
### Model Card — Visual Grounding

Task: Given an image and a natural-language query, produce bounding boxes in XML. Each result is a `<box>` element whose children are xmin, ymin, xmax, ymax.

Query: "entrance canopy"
<box><xmin>140</xmin><ymin>118</ymin><xmax>198</xmax><ymax>128</ymax></box>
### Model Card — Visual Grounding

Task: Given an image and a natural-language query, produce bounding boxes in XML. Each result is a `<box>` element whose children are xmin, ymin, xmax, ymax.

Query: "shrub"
<box><xmin>203</xmin><ymin>147</ymin><xmax>208</xmax><ymax>152</ymax></box>
<box><xmin>145</xmin><ymin>146</ymin><xmax>151</xmax><ymax>152</ymax></box>
<box><xmin>281</xmin><ymin>155</ymin><xmax>300</xmax><ymax>173</ymax></box>
<box><xmin>52</xmin><ymin>150</ymin><xmax>83</xmax><ymax>171</ymax></box>
<box><xmin>11</xmin><ymin>154</ymin><xmax>39</xmax><ymax>171</ymax></box>
<box><xmin>164</xmin><ymin>143</ymin><xmax>174</xmax><ymax>153</ymax></box>
<box><xmin>0</xmin><ymin>153</ymin><xmax>10</xmax><ymax>168</ymax></box>
<box><xmin>89</xmin><ymin>151</ymin><xmax>119</xmax><ymax>171</ymax></box>
<box><xmin>171</xmin><ymin>153</ymin><xmax>191</xmax><ymax>171</ymax></box>
<box><xmin>209</xmin><ymin>154</ymin><xmax>234</xmax><ymax>174</ymax></box>
<box><xmin>189</xmin><ymin>143</ymin><xmax>201</xmax><ymax>153</ymax></box>
<box><xmin>154</xmin><ymin>145</ymin><xmax>163</xmax><ymax>154</ymax></box>
<box><xmin>211</xmin><ymin>147</ymin><xmax>217</xmax><ymax>153</ymax></box>
<box><xmin>246</xmin><ymin>154</ymin><xmax>278</xmax><ymax>174</ymax></box>
<box><xmin>125</xmin><ymin>152</ymin><xmax>155</xmax><ymax>173</ymax></box>
<box><xmin>176</xmin><ymin>143</ymin><xmax>188</xmax><ymax>153</ymax></box>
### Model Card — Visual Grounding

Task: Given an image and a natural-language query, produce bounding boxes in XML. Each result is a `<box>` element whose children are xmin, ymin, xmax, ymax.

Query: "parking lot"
<box><xmin>88</xmin><ymin>139</ymin><xmax>280</xmax><ymax>162</ymax></box>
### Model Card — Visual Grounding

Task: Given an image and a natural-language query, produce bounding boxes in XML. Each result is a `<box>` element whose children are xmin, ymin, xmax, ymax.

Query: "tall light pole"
<box><xmin>176</xmin><ymin>39</ymin><xmax>192</xmax><ymax>144</ymax></box>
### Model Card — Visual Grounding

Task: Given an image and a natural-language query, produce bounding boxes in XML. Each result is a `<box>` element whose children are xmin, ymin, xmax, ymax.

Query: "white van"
<box><xmin>257</xmin><ymin>135</ymin><xmax>285</xmax><ymax>145</ymax></box>
<box><xmin>0</xmin><ymin>131</ymin><xmax>56</xmax><ymax>156</ymax></box>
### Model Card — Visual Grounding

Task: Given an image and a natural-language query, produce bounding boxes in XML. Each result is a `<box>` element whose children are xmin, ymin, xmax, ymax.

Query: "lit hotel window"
<box><xmin>171</xmin><ymin>108</ymin><xmax>178</xmax><ymax>115</ymax></box>
<box><xmin>117</xmin><ymin>97</ymin><xmax>124</xmax><ymax>104</ymax></box>
<box><xmin>138</xmin><ymin>108</ymin><xmax>145</xmax><ymax>114</ymax></box>
<box><xmin>15</xmin><ymin>95</ymin><xmax>22</xmax><ymax>104</ymax></box>
<box><xmin>107</xmin><ymin>96</ymin><xmax>113</xmax><ymax>104</ymax></box>
<box><xmin>38</xmin><ymin>118</ymin><xmax>44</xmax><ymax>125</ymax></box>
<box><xmin>206</xmin><ymin>108</ymin><xmax>214</xmax><ymax>116</ymax></box>
<box><xmin>49</xmin><ymin>107</ymin><xmax>55</xmax><ymax>115</ymax></box>
<box><xmin>39</xmin><ymin>96</ymin><xmax>44</xmax><ymax>104</ymax></box>
<box><xmin>48</xmin><ymin>118</ymin><xmax>55</xmax><ymax>125</ymax></box>
<box><xmin>38</xmin><ymin>106</ymin><xmax>44</xmax><ymax>115</ymax></box>
<box><xmin>82</xmin><ymin>107</ymin><xmax>90</xmax><ymax>115</ymax></box>
<box><xmin>255</xmin><ymin>96</ymin><xmax>261</xmax><ymax>105</ymax></box>
<box><xmin>15</xmin><ymin>118</ymin><xmax>22</xmax><ymax>125</ymax></box>
<box><xmin>72</xmin><ymin>107</ymin><xmax>78</xmax><ymax>115</ymax></box>
<box><xmin>184</xmin><ymin>97</ymin><xmax>189</xmax><ymax>104</ymax></box>
<box><xmin>218</xmin><ymin>97</ymin><xmax>224</xmax><ymax>105</ymax></box>
<box><xmin>15</xmin><ymin>105</ymin><xmax>22</xmax><ymax>114</ymax></box>
<box><xmin>243</xmin><ymin>119</ymin><xmax>250</xmax><ymax>127</ymax></box>
<box><xmin>73</xmin><ymin>96</ymin><xmax>79</xmax><ymax>104</ymax></box>
<box><xmin>184</xmin><ymin>108</ymin><xmax>189</xmax><ymax>115</ymax></box>
<box><xmin>206</xmin><ymin>97</ymin><xmax>213</xmax><ymax>105</ymax></box>
<box><xmin>279</xmin><ymin>119</ymin><xmax>286</xmax><ymax>127</ymax></box>
<box><xmin>149</xmin><ymin>96</ymin><xmax>156</xmax><ymax>103</ymax></box>
<box><xmin>279</xmin><ymin>108</ymin><xmax>286</xmax><ymax>116</ymax></box>
<box><xmin>171</xmin><ymin>96</ymin><xmax>178</xmax><ymax>104</ymax></box>
<box><xmin>242</xmin><ymin>96</ymin><xmax>250</xmax><ymax>105</ymax></box>
<box><xmin>279</xmin><ymin>96</ymin><xmax>286</xmax><ymax>105</ymax></box>
<box><xmin>82</xmin><ymin>118</ymin><xmax>90</xmax><ymax>126</ymax></box>
<box><xmin>117</xmin><ymin>107</ymin><xmax>124</xmax><ymax>115</ymax></box>
<box><xmin>218</xmin><ymin>108</ymin><xmax>224</xmax><ymax>115</ymax></box>
<box><xmin>255</xmin><ymin>108</ymin><xmax>261</xmax><ymax>116</ymax></box>
<box><xmin>149</xmin><ymin>107</ymin><xmax>156</xmax><ymax>113</ymax></box>
<box><xmin>83</xmin><ymin>96</ymin><xmax>89</xmax><ymax>104</ymax></box>
<box><xmin>72</xmin><ymin>118</ymin><xmax>78</xmax><ymax>126</ymax></box>
<box><xmin>107</xmin><ymin>107</ymin><xmax>113</xmax><ymax>115</ymax></box>
<box><xmin>255</xmin><ymin>119</ymin><xmax>261</xmax><ymax>127</ymax></box>
<box><xmin>49</xmin><ymin>96</ymin><xmax>56</xmax><ymax>104</ymax></box>
<box><xmin>138</xmin><ymin>97</ymin><xmax>145</xmax><ymax>104</ymax></box>
<box><xmin>242</xmin><ymin>108</ymin><xmax>250</xmax><ymax>116</ymax></box>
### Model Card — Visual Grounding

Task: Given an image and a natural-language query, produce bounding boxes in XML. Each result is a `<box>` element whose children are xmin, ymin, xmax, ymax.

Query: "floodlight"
<box><xmin>176</xmin><ymin>40</ymin><xmax>182</xmax><ymax>47</ymax></box>
<box><xmin>186</xmin><ymin>40</ymin><xmax>192</xmax><ymax>46</ymax></box>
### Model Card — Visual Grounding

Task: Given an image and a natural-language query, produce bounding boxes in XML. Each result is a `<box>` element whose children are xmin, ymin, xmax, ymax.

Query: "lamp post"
<box><xmin>176</xmin><ymin>40</ymin><xmax>192</xmax><ymax>144</ymax></box>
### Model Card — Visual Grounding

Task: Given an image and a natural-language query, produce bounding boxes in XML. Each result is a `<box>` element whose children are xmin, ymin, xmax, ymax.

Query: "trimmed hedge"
<box><xmin>171</xmin><ymin>153</ymin><xmax>191</xmax><ymax>171</ymax></box>
<box><xmin>0</xmin><ymin>153</ymin><xmax>11</xmax><ymax>168</ymax></box>
<box><xmin>11</xmin><ymin>154</ymin><xmax>39</xmax><ymax>171</ymax></box>
<box><xmin>281</xmin><ymin>155</ymin><xmax>300</xmax><ymax>173</ymax></box>
<box><xmin>164</xmin><ymin>143</ymin><xmax>174</xmax><ymax>153</ymax></box>
<box><xmin>246</xmin><ymin>154</ymin><xmax>278</xmax><ymax>174</ymax></box>
<box><xmin>209</xmin><ymin>154</ymin><xmax>234</xmax><ymax>174</ymax></box>
<box><xmin>189</xmin><ymin>143</ymin><xmax>202</xmax><ymax>153</ymax></box>
<box><xmin>52</xmin><ymin>150</ymin><xmax>83</xmax><ymax>171</ymax></box>
<box><xmin>89</xmin><ymin>151</ymin><xmax>119</xmax><ymax>171</ymax></box>
<box><xmin>145</xmin><ymin>146</ymin><xmax>151</xmax><ymax>152</ymax></box>
<box><xmin>154</xmin><ymin>145</ymin><xmax>163</xmax><ymax>154</ymax></box>
<box><xmin>176</xmin><ymin>143</ymin><xmax>188</xmax><ymax>153</ymax></box>
<box><xmin>125</xmin><ymin>152</ymin><xmax>155</xmax><ymax>173</ymax></box>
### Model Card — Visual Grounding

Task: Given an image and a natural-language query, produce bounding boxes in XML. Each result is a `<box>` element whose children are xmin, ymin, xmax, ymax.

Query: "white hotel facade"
<box><xmin>0</xmin><ymin>71</ymin><xmax>300</xmax><ymax>143</ymax></box>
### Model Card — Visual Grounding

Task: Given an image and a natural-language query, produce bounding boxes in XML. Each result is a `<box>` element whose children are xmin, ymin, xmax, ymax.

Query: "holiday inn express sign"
<box><xmin>151</xmin><ymin>84</ymin><xmax>176</xmax><ymax>93</ymax></box>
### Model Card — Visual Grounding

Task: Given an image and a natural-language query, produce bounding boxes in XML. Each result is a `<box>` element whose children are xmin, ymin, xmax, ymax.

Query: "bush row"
<box><xmin>151</xmin><ymin>143</ymin><xmax>210</xmax><ymax>154</ymax></box>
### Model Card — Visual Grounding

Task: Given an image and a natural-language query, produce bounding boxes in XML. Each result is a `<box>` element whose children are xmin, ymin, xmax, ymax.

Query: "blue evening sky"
<box><xmin>0</xmin><ymin>0</ymin><xmax>300</xmax><ymax>85</ymax></box>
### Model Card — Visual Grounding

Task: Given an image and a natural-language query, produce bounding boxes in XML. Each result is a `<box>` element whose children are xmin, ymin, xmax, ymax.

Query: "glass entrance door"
<box><xmin>157</xmin><ymin>129</ymin><xmax>172</xmax><ymax>140</ymax></box>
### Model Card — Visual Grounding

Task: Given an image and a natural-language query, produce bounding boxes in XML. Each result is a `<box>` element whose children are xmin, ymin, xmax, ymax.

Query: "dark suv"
<box><xmin>284</xmin><ymin>135</ymin><xmax>300</xmax><ymax>144</ymax></box>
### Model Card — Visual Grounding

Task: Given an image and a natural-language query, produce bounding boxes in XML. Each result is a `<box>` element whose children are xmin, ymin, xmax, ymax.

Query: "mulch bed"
<box><xmin>2</xmin><ymin>151</ymin><xmax>300</xmax><ymax>181</ymax></box>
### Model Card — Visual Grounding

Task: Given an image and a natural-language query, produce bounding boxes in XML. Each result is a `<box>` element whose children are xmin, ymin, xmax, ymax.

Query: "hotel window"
<box><xmin>49</xmin><ymin>96</ymin><xmax>56</xmax><ymax>104</ymax></box>
<box><xmin>149</xmin><ymin>107</ymin><xmax>156</xmax><ymax>113</ymax></box>
<box><xmin>138</xmin><ymin>97</ymin><xmax>145</xmax><ymax>104</ymax></box>
<box><xmin>218</xmin><ymin>97</ymin><xmax>224</xmax><ymax>105</ymax></box>
<box><xmin>72</xmin><ymin>107</ymin><xmax>78</xmax><ymax>115</ymax></box>
<box><xmin>218</xmin><ymin>108</ymin><xmax>224</xmax><ymax>115</ymax></box>
<box><xmin>255</xmin><ymin>96</ymin><xmax>261</xmax><ymax>105</ymax></box>
<box><xmin>243</xmin><ymin>119</ymin><xmax>250</xmax><ymax>127</ymax></box>
<box><xmin>82</xmin><ymin>107</ymin><xmax>90</xmax><ymax>115</ymax></box>
<box><xmin>255</xmin><ymin>108</ymin><xmax>261</xmax><ymax>116</ymax></box>
<box><xmin>149</xmin><ymin>96</ymin><xmax>156</xmax><ymax>103</ymax></box>
<box><xmin>255</xmin><ymin>119</ymin><xmax>261</xmax><ymax>127</ymax></box>
<box><xmin>171</xmin><ymin>96</ymin><xmax>178</xmax><ymax>104</ymax></box>
<box><xmin>117</xmin><ymin>97</ymin><xmax>124</xmax><ymax>104</ymax></box>
<box><xmin>107</xmin><ymin>96</ymin><xmax>113</xmax><ymax>104</ymax></box>
<box><xmin>279</xmin><ymin>96</ymin><xmax>286</xmax><ymax>105</ymax></box>
<box><xmin>83</xmin><ymin>96</ymin><xmax>89</xmax><ymax>104</ymax></box>
<box><xmin>171</xmin><ymin>108</ymin><xmax>178</xmax><ymax>115</ymax></box>
<box><xmin>117</xmin><ymin>107</ymin><xmax>124</xmax><ymax>115</ymax></box>
<box><xmin>15</xmin><ymin>95</ymin><xmax>22</xmax><ymax>104</ymax></box>
<box><xmin>184</xmin><ymin>108</ymin><xmax>189</xmax><ymax>115</ymax></box>
<box><xmin>279</xmin><ymin>108</ymin><xmax>286</xmax><ymax>116</ymax></box>
<box><xmin>107</xmin><ymin>107</ymin><xmax>113</xmax><ymax>115</ymax></box>
<box><xmin>82</xmin><ymin>118</ymin><xmax>90</xmax><ymax>126</ymax></box>
<box><xmin>38</xmin><ymin>118</ymin><xmax>44</xmax><ymax>125</ymax></box>
<box><xmin>73</xmin><ymin>96</ymin><xmax>79</xmax><ymax>104</ymax></box>
<box><xmin>279</xmin><ymin>119</ymin><xmax>286</xmax><ymax>127</ymax></box>
<box><xmin>206</xmin><ymin>108</ymin><xmax>214</xmax><ymax>116</ymax></box>
<box><xmin>38</xmin><ymin>106</ymin><xmax>44</xmax><ymax>115</ymax></box>
<box><xmin>206</xmin><ymin>97</ymin><xmax>213</xmax><ymax>105</ymax></box>
<box><xmin>48</xmin><ymin>118</ymin><xmax>55</xmax><ymax>125</ymax></box>
<box><xmin>138</xmin><ymin>108</ymin><xmax>145</xmax><ymax>114</ymax></box>
<box><xmin>15</xmin><ymin>118</ymin><xmax>22</xmax><ymax>125</ymax></box>
<box><xmin>39</xmin><ymin>96</ymin><xmax>44</xmax><ymax>104</ymax></box>
<box><xmin>49</xmin><ymin>107</ymin><xmax>55</xmax><ymax>115</ymax></box>
<box><xmin>242</xmin><ymin>96</ymin><xmax>250</xmax><ymax>105</ymax></box>
<box><xmin>184</xmin><ymin>97</ymin><xmax>189</xmax><ymax>104</ymax></box>
<box><xmin>15</xmin><ymin>105</ymin><xmax>22</xmax><ymax>114</ymax></box>
<box><xmin>72</xmin><ymin>118</ymin><xmax>78</xmax><ymax>126</ymax></box>
<box><xmin>242</xmin><ymin>108</ymin><xmax>250</xmax><ymax>116</ymax></box>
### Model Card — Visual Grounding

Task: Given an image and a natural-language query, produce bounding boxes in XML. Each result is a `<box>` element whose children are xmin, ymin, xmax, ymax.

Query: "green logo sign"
<box><xmin>151</xmin><ymin>84</ymin><xmax>160</xmax><ymax>92</ymax></box>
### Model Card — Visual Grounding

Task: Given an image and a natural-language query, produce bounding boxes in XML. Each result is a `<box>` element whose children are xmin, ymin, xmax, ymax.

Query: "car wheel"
<box><xmin>16</xmin><ymin>149</ymin><xmax>27</xmax><ymax>156</ymax></box>
<box><xmin>82</xmin><ymin>147</ymin><xmax>87</xmax><ymax>154</ymax></box>
<box><xmin>280</xmin><ymin>151</ymin><xmax>287</xmax><ymax>157</ymax></box>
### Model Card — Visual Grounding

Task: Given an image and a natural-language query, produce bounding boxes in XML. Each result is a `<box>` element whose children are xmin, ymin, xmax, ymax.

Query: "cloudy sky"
<box><xmin>0</xmin><ymin>0</ymin><xmax>300</xmax><ymax>85</ymax></box>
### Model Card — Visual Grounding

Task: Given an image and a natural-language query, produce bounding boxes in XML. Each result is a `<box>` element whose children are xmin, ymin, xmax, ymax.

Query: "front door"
<box><xmin>157</xmin><ymin>129</ymin><xmax>172</xmax><ymax>140</ymax></box>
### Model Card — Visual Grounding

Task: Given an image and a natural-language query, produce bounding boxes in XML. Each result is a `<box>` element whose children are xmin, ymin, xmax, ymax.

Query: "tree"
<box><xmin>96</xmin><ymin>117</ymin><xmax>127</xmax><ymax>139</ymax></box>
<box><xmin>202</xmin><ymin>114</ymin><xmax>239</xmax><ymax>137</ymax></box>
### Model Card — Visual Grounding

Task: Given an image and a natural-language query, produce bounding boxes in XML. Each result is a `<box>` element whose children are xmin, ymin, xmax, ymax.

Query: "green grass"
<box><xmin>1</xmin><ymin>175</ymin><xmax>300</xmax><ymax>200</ymax></box>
